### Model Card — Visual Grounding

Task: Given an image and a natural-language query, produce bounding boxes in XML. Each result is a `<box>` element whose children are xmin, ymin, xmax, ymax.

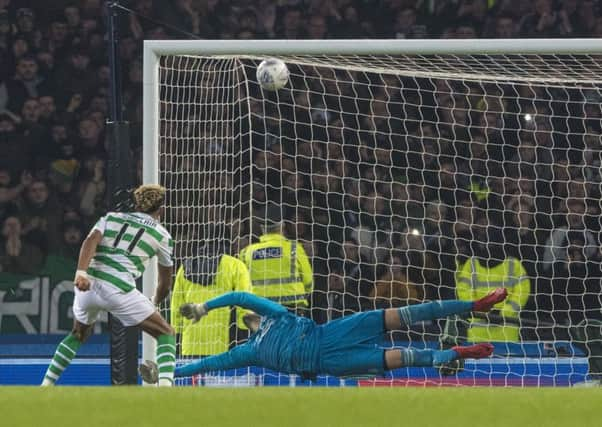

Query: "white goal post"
<box><xmin>143</xmin><ymin>39</ymin><xmax>602</xmax><ymax>386</ymax></box>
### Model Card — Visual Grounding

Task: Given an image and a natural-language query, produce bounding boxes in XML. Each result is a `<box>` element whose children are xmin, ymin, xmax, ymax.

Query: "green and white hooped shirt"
<box><xmin>87</xmin><ymin>212</ymin><xmax>174</xmax><ymax>292</ymax></box>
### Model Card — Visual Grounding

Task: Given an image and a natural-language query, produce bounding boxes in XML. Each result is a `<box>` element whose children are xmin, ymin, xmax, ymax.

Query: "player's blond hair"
<box><xmin>133</xmin><ymin>184</ymin><xmax>166</xmax><ymax>214</ymax></box>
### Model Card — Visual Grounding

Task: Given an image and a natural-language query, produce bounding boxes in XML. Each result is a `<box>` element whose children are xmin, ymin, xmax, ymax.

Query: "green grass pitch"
<box><xmin>3</xmin><ymin>386</ymin><xmax>601</xmax><ymax>427</ymax></box>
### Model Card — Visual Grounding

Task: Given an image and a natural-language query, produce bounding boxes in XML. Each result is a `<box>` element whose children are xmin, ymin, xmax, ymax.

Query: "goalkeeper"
<box><xmin>140</xmin><ymin>288</ymin><xmax>507</xmax><ymax>382</ymax></box>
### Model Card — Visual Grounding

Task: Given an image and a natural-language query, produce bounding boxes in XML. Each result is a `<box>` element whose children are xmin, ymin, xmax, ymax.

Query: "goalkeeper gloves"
<box><xmin>180</xmin><ymin>303</ymin><xmax>208</xmax><ymax>323</ymax></box>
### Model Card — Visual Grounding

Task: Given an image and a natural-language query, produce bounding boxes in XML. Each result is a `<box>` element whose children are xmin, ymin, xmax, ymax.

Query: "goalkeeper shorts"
<box><xmin>73</xmin><ymin>278</ymin><xmax>155</xmax><ymax>326</ymax></box>
<box><xmin>318</xmin><ymin>310</ymin><xmax>386</xmax><ymax>377</ymax></box>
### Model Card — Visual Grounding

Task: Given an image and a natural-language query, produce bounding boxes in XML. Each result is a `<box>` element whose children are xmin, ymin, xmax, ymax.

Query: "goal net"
<box><xmin>144</xmin><ymin>40</ymin><xmax>602</xmax><ymax>387</ymax></box>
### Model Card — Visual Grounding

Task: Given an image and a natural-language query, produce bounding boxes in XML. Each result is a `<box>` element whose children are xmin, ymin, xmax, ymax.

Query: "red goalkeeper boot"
<box><xmin>473</xmin><ymin>288</ymin><xmax>508</xmax><ymax>312</ymax></box>
<box><xmin>452</xmin><ymin>343</ymin><xmax>494</xmax><ymax>359</ymax></box>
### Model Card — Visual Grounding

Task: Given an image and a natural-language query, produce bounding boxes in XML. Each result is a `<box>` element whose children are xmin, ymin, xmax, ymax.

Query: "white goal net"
<box><xmin>145</xmin><ymin>40</ymin><xmax>602</xmax><ymax>387</ymax></box>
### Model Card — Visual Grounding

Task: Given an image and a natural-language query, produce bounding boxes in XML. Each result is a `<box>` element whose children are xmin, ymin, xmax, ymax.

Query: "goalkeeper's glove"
<box><xmin>180</xmin><ymin>303</ymin><xmax>208</xmax><ymax>323</ymax></box>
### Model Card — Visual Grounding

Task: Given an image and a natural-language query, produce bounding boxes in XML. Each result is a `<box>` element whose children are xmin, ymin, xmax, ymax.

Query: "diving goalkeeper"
<box><xmin>140</xmin><ymin>289</ymin><xmax>507</xmax><ymax>382</ymax></box>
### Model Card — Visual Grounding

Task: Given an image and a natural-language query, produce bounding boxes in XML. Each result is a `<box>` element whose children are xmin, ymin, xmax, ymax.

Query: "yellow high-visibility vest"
<box><xmin>239</xmin><ymin>233</ymin><xmax>313</xmax><ymax>306</ymax></box>
<box><xmin>171</xmin><ymin>254</ymin><xmax>251</xmax><ymax>356</ymax></box>
<box><xmin>456</xmin><ymin>257</ymin><xmax>530</xmax><ymax>342</ymax></box>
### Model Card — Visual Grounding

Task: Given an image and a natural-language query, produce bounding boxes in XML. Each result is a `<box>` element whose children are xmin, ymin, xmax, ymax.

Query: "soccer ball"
<box><xmin>256</xmin><ymin>58</ymin><xmax>289</xmax><ymax>91</ymax></box>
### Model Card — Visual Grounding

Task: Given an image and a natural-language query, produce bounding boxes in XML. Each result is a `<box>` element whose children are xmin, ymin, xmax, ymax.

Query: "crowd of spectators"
<box><xmin>1</xmin><ymin>0</ymin><xmax>602</xmax><ymax>337</ymax></box>
<box><xmin>240</xmin><ymin>64</ymin><xmax>602</xmax><ymax>334</ymax></box>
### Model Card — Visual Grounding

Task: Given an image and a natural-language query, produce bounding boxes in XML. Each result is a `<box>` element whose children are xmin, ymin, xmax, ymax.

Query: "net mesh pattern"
<box><xmin>154</xmin><ymin>52</ymin><xmax>602</xmax><ymax>387</ymax></box>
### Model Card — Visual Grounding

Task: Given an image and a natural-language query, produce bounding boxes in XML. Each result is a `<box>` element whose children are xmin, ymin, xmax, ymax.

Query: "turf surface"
<box><xmin>3</xmin><ymin>386</ymin><xmax>601</xmax><ymax>427</ymax></box>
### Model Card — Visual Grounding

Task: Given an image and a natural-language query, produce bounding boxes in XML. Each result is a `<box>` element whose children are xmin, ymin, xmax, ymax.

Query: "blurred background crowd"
<box><xmin>1</xmin><ymin>0</ymin><xmax>602</xmax><ymax>338</ymax></box>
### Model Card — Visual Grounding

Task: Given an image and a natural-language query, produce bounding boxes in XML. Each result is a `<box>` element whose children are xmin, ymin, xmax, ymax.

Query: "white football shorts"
<box><xmin>73</xmin><ymin>278</ymin><xmax>156</xmax><ymax>327</ymax></box>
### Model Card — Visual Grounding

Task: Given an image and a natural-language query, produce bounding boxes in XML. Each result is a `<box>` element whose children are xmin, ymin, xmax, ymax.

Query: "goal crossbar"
<box><xmin>144</xmin><ymin>38</ymin><xmax>602</xmax><ymax>56</ymax></box>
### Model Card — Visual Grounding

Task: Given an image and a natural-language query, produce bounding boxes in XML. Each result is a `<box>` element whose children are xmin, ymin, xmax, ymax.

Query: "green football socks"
<box><xmin>156</xmin><ymin>334</ymin><xmax>176</xmax><ymax>386</ymax></box>
<box><xmin>41</xmin><ymin>334</ymin><xmax>82</xmax><ymax>386</ymax></box>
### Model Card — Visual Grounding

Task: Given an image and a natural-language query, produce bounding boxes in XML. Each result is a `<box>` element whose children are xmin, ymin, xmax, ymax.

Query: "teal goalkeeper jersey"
<box><xmin>87</xmin><ymin>212</ymin><xmax>174</xmax><ymax>292</ymax></box>
<box><xmin>174</xmin><ymin>292</ymin><xmax>321</xmax><ymax>377</ymax></box>
<box><xmin>248</xmin><ymin>310</ymin><xmax>321</xmax><ymax>375</ymax></box>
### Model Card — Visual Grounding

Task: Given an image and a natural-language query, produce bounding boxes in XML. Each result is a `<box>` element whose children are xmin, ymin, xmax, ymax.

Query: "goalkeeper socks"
<box><xmin>400</xmin><ymin>348</ymin><xmax>458</xmax><ymax>367</ymax></box>
<box><xmin>156</xmin><ymin>334</ymin><xmax>176</xmax><ymax>386</ymax></box>
<box><xmin>41</xmin><ymin>334</ymin><xmax>82</xmax><ymax>386</ymax></box>
<box><xmin>398</xmin><ymin>300</ymin><xmax>473</xmax><ymax>326</ymax></box>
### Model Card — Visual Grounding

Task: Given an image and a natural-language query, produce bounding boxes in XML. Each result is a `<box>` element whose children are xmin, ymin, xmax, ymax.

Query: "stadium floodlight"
<box><xmin>144</xmin><ymin>39</ymin><xmax>602</xmax><ymax>387</ymax></box>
